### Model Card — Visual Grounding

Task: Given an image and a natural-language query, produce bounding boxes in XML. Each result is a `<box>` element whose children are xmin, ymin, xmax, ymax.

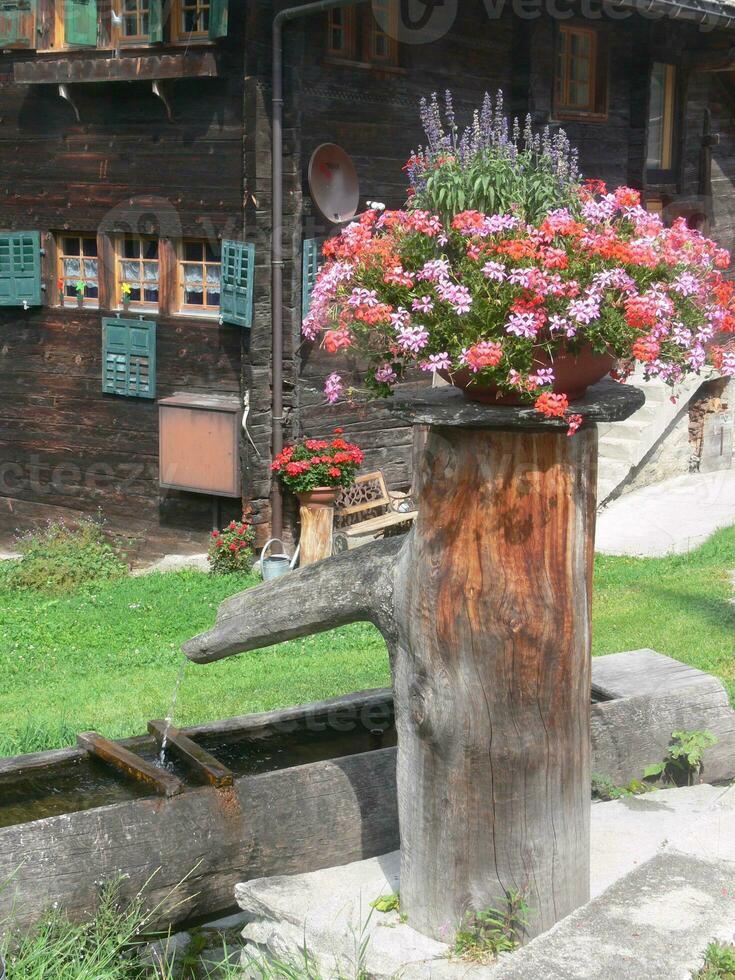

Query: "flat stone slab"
<box><xmin>596</xmin><ymin>469</ymin><xmax>735</xmax><ymax>557</ymax></box>
<box><xmin>131</xmin><ymin>553</ymin><xmax>209</xmax><ymax>576</ymax></box>
<box><xmin>389</xmin><ymin>379</ymin><xmax>645</xmax><ymax>430</ymax></box>
<box><xmin>236</xmin><ymin>784</ymin><xmax>735</xmax><ymax>980</ymax></box>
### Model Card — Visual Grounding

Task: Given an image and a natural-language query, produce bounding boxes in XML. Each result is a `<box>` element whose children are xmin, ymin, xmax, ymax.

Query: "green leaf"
<box><xmin>643</xmin><ymin>763</ymin><xmax>665</xmax><ymax>779</ymax></box>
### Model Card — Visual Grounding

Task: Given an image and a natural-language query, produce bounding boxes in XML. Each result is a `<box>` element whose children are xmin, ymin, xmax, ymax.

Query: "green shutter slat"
<box><xmin>102</xmin><ymin>317</ymin><xmax>156</xmax><ymax>399</ymax></box>
<box><xmin>220</xmin><ymin>240</ymin><xmax>254</xmax><ymax>328</ymax></box>
<box><xmin>148</xmin><ymin>0</ymin><xmax>162</xmax><ymax>43</ymax></box>
<box><xmin>0</xmin><ymin>231</ymin><xmax>42</xmax><ymax>307</ymax></box>
<box><xmin>65</xmin><ymin>0</ymin><xmax>97</xmax><ymax>47</ymax></box>
<box><xmin>208</xmin><ymin>0</ymin><xmax>227</xmax><ymax>39</ymax></box>
<box><xmin>302</xmin><ymin>239</ymin><xmax>320</xmax><ymax>320</ymax></box>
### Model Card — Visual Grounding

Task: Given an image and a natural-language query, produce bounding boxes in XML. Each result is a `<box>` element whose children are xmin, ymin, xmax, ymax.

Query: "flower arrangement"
<box><xmin>121</xmin><ymin>282</ymin><xmax>132</xmax><ymax>307</ymax></box>
<box><xmin>271</xmin><ymin>429</ymin><xmax>364</xmax><ymax>495</ymax></box>
<box><xmin>207</xmin><ymin>517</ymin><xmax>255</xmax><ymax>575</ymax></box>
<box><xmin>304</xmin><ymin>92</ymin><xmax>735</xmax><ymax>433</ymax></box>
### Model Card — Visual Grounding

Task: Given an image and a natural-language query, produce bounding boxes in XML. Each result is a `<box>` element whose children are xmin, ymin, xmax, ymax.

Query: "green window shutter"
<box><xmin>220</xmin><ymin>240</ymin><xmax>254</xmax><ymax>328</ymax></box>
<box><xmin>65</xmin><ymin>0</ymin><xmax>97</xmax><ymax>47</ymax></box>
<box><xmin>148</xmin><ymin>0</ymin><xmax>162</xmax><ymax>43</ymax></box>
<box><xmin>302</xmin><ymin>239</ymin><xmax>320</xmax><ymax>320</ymax></box>
<box><xmin>208</xmin><ymin>0</ymin><xmax>227</xmax><ymax>39</ymax></box>
<box><xmin>102</xmin><ymin>317</ymin><xmax>156</xmax><ymax>399</ymax></box>
<box><xmin>0</xmin><ymin>0</ymin><xmax>34</xmax><ymax>47</ymax></box>
<box><xmin>0</xmin><ymin>231</ymin><xmax>42</xmax><ymax>307</ymax></box>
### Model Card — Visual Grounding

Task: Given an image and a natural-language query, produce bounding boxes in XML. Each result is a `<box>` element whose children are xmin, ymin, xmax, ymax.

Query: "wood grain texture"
<box><xmin>392</xmin><ymin>424</ymin><xmax>596</xmax><ymax>940</ymax></box>
<box><xmin>0</xmin><ymin>748</ymin><xmax>399</xmax><ymax>934</ymax></box>
<box><xmin>186</xmin><ymin>421</ymin><xmax>599</xmax><ymax>942</ymax></box>
<box><xmin>298</xmin><ymin>499</ymin><xmax>336</xmax><ymax>566</ymax></box>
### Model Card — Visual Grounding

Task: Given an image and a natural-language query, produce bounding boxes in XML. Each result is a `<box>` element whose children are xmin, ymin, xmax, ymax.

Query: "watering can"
<box><xmin>258</xmin><ymin>538</ymin><xmax>299</xmax><ymax>581</ymax></box>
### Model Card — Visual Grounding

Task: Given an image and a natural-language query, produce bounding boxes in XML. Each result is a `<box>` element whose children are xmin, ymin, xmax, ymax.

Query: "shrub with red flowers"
<box><xmin>207</xmin><ymin>518</ymin><xmax>256</xmax><ymax>575</ymax></box>
<box><xmin>271</xmin><ymin>430</ymin><xmax>364</xmax><ymax>495</ymax></box>
<box><xmin>303</xmin><ymin>92</ymin><xmax>734</xmax><ymax>433</ymax></box>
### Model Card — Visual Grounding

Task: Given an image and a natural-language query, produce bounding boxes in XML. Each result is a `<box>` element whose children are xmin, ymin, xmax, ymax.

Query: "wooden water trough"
<box><xmin>1</xmin><ymin>649</ymin><xmax>733</xmax><ymax>934</ymax></box>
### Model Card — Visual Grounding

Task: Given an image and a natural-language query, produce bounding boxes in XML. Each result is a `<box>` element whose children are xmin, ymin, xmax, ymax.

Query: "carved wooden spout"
<box><xmin>184</xmin><ymin>380</ymin><xmax>644</xmax><ymax>943</ymax></box>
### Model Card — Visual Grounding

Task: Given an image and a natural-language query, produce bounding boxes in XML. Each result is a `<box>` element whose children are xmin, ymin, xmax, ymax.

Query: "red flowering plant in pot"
<box><xmin>304</xmin><ymin>92</ymin><xmax>735</xmax><ymax>434</ymax></box>
<box><xmin>208</xmin><ymin>517</ymin><xmax>256</xmax><ymax>575</ymax></box>
<box><xmin>271</xmin><ymin>429</ymin><xmax>364</xmax><ymax>505</ymax></box>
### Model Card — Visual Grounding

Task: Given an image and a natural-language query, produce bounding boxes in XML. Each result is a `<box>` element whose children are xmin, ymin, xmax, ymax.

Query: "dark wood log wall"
<box><xmin>0</xmin><ymin>4</ymin><xmax>247</xmax><ymax>554</ymax></box>
<box><xmin>2</xmin><ymin>2</ymin><xmax>735</xmax><ymax>548</ymax></box>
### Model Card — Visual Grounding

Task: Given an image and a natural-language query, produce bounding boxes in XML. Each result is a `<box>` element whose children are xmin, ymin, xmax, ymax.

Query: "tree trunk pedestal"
<box><xmin>297</xmin><ymin>488</ymin><xmax>339</xmax><ymax>566</ymax></box>
<box><xmin>184</xmin><ymin>379</ymin><xmax>646</xmax><ymax>945</ymax></box>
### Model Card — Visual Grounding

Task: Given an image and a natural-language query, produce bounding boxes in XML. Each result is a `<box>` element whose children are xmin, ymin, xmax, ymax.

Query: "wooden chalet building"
<box><xmin>1</xmin><ymin>0</ymin><xmax>735</xmax><ymax>554</ymax></box>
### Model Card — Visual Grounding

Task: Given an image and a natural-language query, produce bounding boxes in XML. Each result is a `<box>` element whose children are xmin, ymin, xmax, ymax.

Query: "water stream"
<box><xmin>157</xmin><ymin>660</ymin><xmax>187</xmax><ymax>766</ymax></box>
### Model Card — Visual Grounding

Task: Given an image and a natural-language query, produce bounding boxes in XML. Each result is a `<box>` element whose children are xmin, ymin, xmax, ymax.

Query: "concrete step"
<box><xmin>235</xmin><ymin>785</ymin><xmax>735</xmax><ymax>980</ymax></box>
<box><xmin>599</xmin><ymin>435</ymin><xmax>645</xmax><ymax>464</ymax></box>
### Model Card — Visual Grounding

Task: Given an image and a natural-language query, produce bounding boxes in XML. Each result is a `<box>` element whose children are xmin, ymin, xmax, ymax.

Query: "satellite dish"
<box><xmin>308</xmin><ymin>143</ymin><xmax>360</xmax><ymax>225</ymax></box>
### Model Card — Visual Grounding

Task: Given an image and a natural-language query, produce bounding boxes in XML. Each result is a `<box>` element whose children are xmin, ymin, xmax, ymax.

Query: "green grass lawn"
<box><xmin>1</xmin><ymin>525</ymin><xmax>733</xmax><ymax>757</ymax></box>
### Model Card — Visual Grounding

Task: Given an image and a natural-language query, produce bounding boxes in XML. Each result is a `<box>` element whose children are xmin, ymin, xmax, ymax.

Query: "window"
<box><xmin>102</xmin><ymin>317</ymin><xmax>156</xmax><ymax>399</ymax></box>
<box><xmin>57</xmin><ymin>234</ymin><xmax>99</xmax><ymax>307</ymax></box>
<box><xmin>117</xmin><ymin>236</ymin><xmax>159</xmax><ymax>309</ymax></box>
<box><xmin>647</xmin><ymin>63</ymin><xmax>677</xmax><ymax>175</ymax></box>
<box><xmin>171</xmin><ymin>0</ymin><xmax>226</xmax><ymax>40</ymax></box>
<box><xmin>220</xmin><ymin>240</ymin><xmax>254</xmax><ymax>328</ymax></box>
<box><xmin>326</xmin><ymin>2</ymin><xmax>399</xmax><ymax>68</ymax></box>
<box><xmin>0</xmin><ymin>0</ymin><xmax>36</xmax><ymax>49</ymax></box>
<box><xmin>178</xmin><ymin>239</ymin><xmax>221</xmax><ymax>314</ymax></box>
<box><xmin>554</xmin><ymin>25</ymin><xmax>608</xmax><ymax>121</ymax></box>
<box><xmin>0</xmin><ymin>231</ymin><xmax>42</xmax><ymax>307</ymax></box>
<box><xmin>118</xmin><ymin>0</ymin><xmax>162</xmax><ymax>43</ymax></box>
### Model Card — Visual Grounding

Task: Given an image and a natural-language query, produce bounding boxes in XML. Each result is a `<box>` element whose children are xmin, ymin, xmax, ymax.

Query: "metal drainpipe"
<box><xmin>271</xmin><ymin>0</ymin><xmax>369</xmax><ymax>541</ymax></box>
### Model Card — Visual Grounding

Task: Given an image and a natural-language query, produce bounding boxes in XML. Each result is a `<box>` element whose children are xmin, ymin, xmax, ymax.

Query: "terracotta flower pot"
<box><xmin>442</xmin><ymin>344</ymin><xmax>616</xmax><ymax>405</ymax></box>
<box><xmin>297</xmin><ymin>487</ymin><xmax>340</xmax><ymax>507</ymax></box>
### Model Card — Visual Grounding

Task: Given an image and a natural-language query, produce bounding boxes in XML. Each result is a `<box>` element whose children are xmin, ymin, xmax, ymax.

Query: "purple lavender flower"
<box><xmin>390</xmin><ymin>306</ymin><xmax>411</xmax><ymax>330</ymax></box>
<box><xmin>418</xmin><ymin>258</ymin><xmax>451</xmax><ymax>282</ymax></box>
<box><xmin>348</xmin><ymin>287</ymin><xmax>378</xmax><ymax>308</ymax></box>
<box><xmin>671</xmin><ymin>272</ymin><xmax>700</xmax><ymax>298</ymax></box>
<box><xmin>568</xmin><ymin>296</ymin><xmax>601</xmax><ymax>325</ymax></box>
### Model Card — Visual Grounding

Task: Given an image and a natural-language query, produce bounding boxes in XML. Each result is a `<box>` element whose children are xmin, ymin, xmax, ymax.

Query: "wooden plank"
<box><xmin>77</xmin><ymin>732</ymin><xmax>185</xmax><ymax>798</ymax></box>
<box><xmin>0</xmin><ymin>748</ymin><xmax>399</xmax><ymax>933</ymax></box>
<box><xmin>342</xmin><ymin>510</ymin><xmax>416</xmax><ymax>536</ymax></box>
<box><xmin>147</xmin><ymin>720</ymin><xmax>234</xmax><ymax>788</ymax></box>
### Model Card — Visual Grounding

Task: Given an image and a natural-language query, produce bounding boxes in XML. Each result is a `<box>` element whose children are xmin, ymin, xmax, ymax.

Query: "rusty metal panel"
<box><xmin>158</xmin><ymin>393</ymin><xmax>241</xmax><ymax>497</ymax></box>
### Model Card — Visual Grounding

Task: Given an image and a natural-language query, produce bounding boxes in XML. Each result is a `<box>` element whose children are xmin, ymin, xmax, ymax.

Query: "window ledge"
<box><xmin>174</xmin><ymin>310</ymin><xmax>221</xmax><ymax>321</ymax></box>
<box><xmin>14</xmin><ymin>47</ymin><xmax>221</xmax><ymax>84</ymax></box>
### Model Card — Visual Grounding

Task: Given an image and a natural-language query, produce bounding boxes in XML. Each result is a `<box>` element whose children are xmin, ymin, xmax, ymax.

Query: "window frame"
<box><xmin>552</xmin><ymin>23</ymin><xmax>609</xmax><ymax>124</ymax></box>
<box><xmin>56</xmin><ymin>232</ymin><xmax>100</xmax><ymax>309</ymax></box>
<box><xmin>325</xmin><ymin>1</ymin><xmax>400</xmax><ymax>70</ymax></box>
<box><xmin>170</xmin><ymin>0</ymin><xmax>211</xmax><ymax>43</ymax></box>
<box><xmin>176</xmin><ymin>238</ymin><xmax>222</xmax><ymax>317</ymax></box>
<box><xmin>115</xmin><ymin>235</ymin><xmax>161</xmax><ymax>312</ymax></box>
<box><xmin>645</xmin><ymin>62</ymin><xmax>680</xmax><ymax>184</ymax></box>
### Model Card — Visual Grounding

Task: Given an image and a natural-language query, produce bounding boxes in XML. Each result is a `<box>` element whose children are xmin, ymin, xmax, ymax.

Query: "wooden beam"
<box><xmin>13</xmin><ymin>50</ymin><xmax>221</xmax><ymax>85</ymax></box>
<box><xmin>685</xmin><ymin>47</ymin><xmax>735</xmax><ymax>72</ymax></box>
<box><xmin>147</xmin><ymin>720</ymin><xmax>234</xmax><ymax>788</ymax></box>
<box><xmin>77</xmin><ymin>731</ymin><xmax>185</xmax><ymax>798</ymax></box>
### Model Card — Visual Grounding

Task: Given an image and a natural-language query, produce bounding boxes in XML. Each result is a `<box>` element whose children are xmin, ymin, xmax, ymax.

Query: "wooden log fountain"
<box><xmin>184</xmin><ymin>380</ymin><xmax>645</xmax><ymax>942</ymax></box>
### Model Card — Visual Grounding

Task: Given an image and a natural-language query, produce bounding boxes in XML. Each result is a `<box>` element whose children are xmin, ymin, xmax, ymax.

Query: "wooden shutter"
<box><xmin>302</xmin><ymin>238</ymin><xmax>319</xmax><ymax>319</ymax></box>
<box><xmin>0</xmin><ymin>231</ymin><xmax>42</xmax><ymax>307</ymax></box>
<box><xmin>220</xmin><ymin>240</ymin><xmax>254</xmax><ymax>328</ymax></box>
<box><xmin>0</xmin><ymin>0</ymin><xmax>34</xmax><ymax>47</ymax></box>
<box><xmin>208</xmin><ymin>0</ymin><xmax>227</xmax><ymax>39</ymax></box>
<box><xmin>102</xmin><ymin>317</ymin><xmax>156</xmax><ymax>399</ymax></box>
<box><xmin>148</xmin><ymin>0</ymin><xmax>162</xmax><ymax>43</ymax></box>
<box><xmin>65</xmin><ymin>0</ymin><xmax>97</xmax><ymax>46</ymax></box>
